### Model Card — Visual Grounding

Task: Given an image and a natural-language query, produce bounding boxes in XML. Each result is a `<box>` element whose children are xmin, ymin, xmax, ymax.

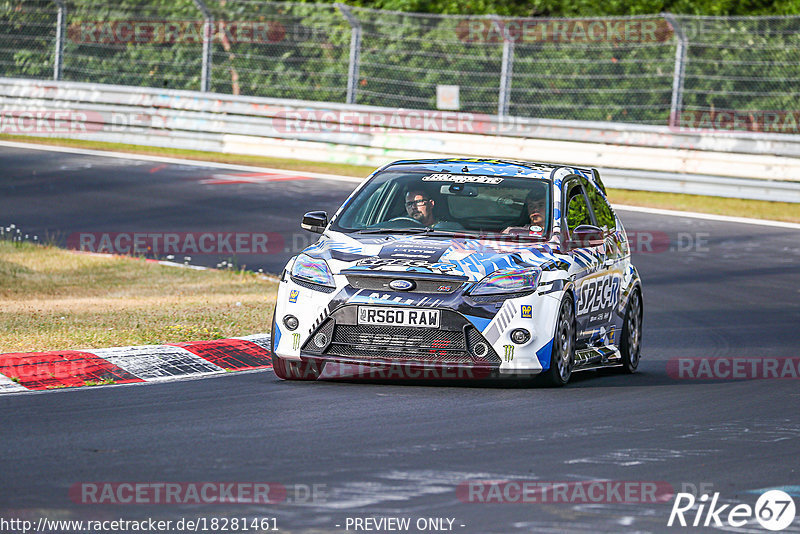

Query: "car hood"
<box><xmin>301</xmin><ymin>232</ymin><xmax>569</xmax><ymax>282</ymax></box>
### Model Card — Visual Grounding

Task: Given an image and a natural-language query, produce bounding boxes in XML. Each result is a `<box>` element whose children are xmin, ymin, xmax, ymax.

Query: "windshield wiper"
<box><xmin>355</xmin><ymin>227</ymin><xmax>430</xmax><ymax>234</ymax></box>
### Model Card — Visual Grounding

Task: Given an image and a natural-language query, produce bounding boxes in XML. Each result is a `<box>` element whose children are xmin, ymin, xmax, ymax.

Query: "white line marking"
<box><xmin>2</xmin><ymin>140</ymin><xmax>796</xmax><ymax>227</ymax></box>
<box><xmin>614</xmin><ymin>204</ymin><xmax>800</xmax><ymax>229</ymax></box>
<box><xmin>0</xmin><ymin>140</ymin><xmax>363</xmax><ymax>183</ymax></box>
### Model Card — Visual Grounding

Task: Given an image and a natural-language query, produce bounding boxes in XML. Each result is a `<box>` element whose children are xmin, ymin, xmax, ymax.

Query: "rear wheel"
<box><xmin>618</xmin><ymin>288</ymin><xmax>642</xmax><ymax>373</ymax></box>
<box><xmin>541</xmin><ymin>294</ymin><xmax>576</xmax><ymax>387</ymax></box>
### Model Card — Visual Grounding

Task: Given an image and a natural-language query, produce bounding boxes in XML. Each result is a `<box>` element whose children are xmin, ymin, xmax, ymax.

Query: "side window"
<box><xmin>565</xmin><ymin>185</ymin><xmax>592</xmax><ymax>233</ymax></box>
<box><xmin>584</xmin><ymin>182</ymin><xmax>616</xmax><ymax>231</ymax></box>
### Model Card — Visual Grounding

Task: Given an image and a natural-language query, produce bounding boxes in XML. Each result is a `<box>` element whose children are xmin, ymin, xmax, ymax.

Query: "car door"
<box><xmin>562</xmin><ymin>177</ymin><xmax>617</xmax><ymax>346</ymax></box>
<box><xmin>582</xmin><ymin>179</ymin><xmax>625</xmax><ymax>346</ymax></box>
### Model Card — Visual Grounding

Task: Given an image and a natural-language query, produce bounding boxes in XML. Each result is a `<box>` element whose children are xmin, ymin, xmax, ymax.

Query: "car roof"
<box><xmin>384</xmin><ymin>158</ymin><xmax>594</xmax><ymax>181</ymax></box>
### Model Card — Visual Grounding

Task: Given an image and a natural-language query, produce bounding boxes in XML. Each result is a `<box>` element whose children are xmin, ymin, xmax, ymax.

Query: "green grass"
<box><xmin>0</xmin><ymin>240</ymin><xmax>278</xmax><ymax>353</ymax></box>
<box><xmin>2</xmin><ymin>135</ymin><xmax>798</xmax><ymax>223</ymax></box>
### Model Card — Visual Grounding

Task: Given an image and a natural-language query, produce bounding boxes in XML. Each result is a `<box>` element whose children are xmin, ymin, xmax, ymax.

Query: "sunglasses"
<box><xmin>405</xmin><ymin>199</ymin><xmax>430</xmax><ymax>208</ymax></box>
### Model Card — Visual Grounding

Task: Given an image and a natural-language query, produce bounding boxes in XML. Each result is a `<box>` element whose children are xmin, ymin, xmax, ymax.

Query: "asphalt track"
<box><xmin>1</xmin><ymin>145</ymin><xmax>800</xmax><ymax>533</ymax></box>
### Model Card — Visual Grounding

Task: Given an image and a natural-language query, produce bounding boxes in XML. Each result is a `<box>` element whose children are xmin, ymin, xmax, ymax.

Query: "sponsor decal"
<box><xmin>380</xmin><ymin>240</ymin><xmax>451</xmax><ymax>262</ymax></box>
<box><xmin>576</xmin><ymin>273</ymin><xmax>621</xmax><ymax>317</ymax></box>
<box><xmin>291</xmin><ymin>333</ymin><xmax>301</xmax><ymax>351</ymax></box>
<box><xmin>422</xmin><ymin>173</ymin><xmax>504</xmax><ymax>184</ymax></box>
<box><xmin>388</xmin><ymin>279</ymin><xmax>415</xmax><ymax>291</ymax></box>
<box><xmin>288</xmin><ymin>289</ymin><xmax>299</xmax><ymax>303</ymax></box>
<box><xmin>502</xmin><ymin>345</ymin><xmax>515</xmax><ymax>362</ymax></box>
<box><xmin>521</xmin><ymin>305</ymin><xmax>532</xmax><ymax>318</ymax></box>
<box><xmin>355</xmin><ymin>257</ymin><xmax>456</xmax><ymax>273</ymax></box>
<box><xmin>437</xmin><ymin>285</ymin><xmax>452</xmax><ymax>292</ymax></box>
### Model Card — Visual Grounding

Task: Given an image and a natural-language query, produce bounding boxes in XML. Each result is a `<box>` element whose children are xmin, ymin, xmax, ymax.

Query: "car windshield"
<box><xmin>331</xmin><ymin>169</ymin><xmax>552</xmax><ymax>239</ymax></box>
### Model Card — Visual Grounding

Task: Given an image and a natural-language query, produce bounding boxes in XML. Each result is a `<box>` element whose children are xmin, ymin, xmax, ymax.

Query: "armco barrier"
<box><xmin>1</xmin><ymin>77</ymin><xmax>799</xmax><ymax>202</ymax></box>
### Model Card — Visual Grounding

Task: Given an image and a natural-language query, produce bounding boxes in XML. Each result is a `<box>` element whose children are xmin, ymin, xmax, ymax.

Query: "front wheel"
<box><xmin>541</xmin><ymin>294</ymin><xmax>576</xmax><ymax>387</ymax></box>
<box><xmin>617</xmin><ymin>288</ymin><xmax>643</xmax><ymax>373</ymax></box>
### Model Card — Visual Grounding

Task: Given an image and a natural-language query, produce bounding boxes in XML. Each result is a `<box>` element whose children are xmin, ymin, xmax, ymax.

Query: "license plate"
<box><xmin>357</xmin><ymin>306</ymin><xmax>440</xmax><ymax>328</ymax></box>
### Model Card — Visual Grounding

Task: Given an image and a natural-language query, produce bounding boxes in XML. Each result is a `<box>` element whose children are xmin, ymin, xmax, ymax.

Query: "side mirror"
<box><xmin>301</xmin><ymin>211</ymin><xmax>328</xmax><ymax>234</ymax></box>
<box><xmin>569</xmin><ymin>224</ymin><xmax>604</xmax><ymax>248</ymax></box>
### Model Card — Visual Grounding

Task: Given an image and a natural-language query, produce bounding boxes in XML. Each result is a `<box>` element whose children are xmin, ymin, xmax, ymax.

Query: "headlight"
<box><xmin>470</xmin><ymin>267</ymin><xmax>541</xmax><ymax>296</ymax></box>
<box><xmin>290</xmin><ymin>254</ymin><xmax>335</xmax><ymax>288</ymax></box>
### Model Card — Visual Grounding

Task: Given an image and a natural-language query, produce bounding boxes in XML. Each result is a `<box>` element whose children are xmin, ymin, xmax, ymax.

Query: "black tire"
<box><xmin>618</xmin><ymin>288</ymin><xmax>643</xmax><ymax>373</ymax></box>
<box><xmin>541</xmin><ymin>294</ymin><xmax>576</xmax><ymax>387</ymax></box>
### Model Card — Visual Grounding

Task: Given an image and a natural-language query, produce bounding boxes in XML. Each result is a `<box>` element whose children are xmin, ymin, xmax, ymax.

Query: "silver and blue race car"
<box><xmin>271</xmin><ymin>158</ymin><xmax>643</xmax><ymax>386</ymax></box>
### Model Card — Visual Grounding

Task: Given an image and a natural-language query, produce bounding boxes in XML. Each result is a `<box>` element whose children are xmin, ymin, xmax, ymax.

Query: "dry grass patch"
<box><xmin>0</xmin><ymin>241</ymin><xmax>278</xmax><ymax>353</ymax></box>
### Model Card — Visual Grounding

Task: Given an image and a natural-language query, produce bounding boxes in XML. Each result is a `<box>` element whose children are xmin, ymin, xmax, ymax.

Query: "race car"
<box><xmin>270</xmin><ymin>158</ymin><xmax>643</xmax><ymax>385</ymax></box>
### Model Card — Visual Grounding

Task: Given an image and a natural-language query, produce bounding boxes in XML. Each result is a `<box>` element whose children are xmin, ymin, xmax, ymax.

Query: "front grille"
<box><xmin>332</xmin><ymin>325</ymin><xmax>467</xmax><ymax>362</ymax></box>
<box><xmin>302</xmin><ymin>305</ymin><xmax>501</xmax><ymax>366</ymax></box>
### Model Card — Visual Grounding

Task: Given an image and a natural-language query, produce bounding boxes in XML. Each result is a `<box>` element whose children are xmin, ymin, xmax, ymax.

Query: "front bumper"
<box><xmin>299</xmin><ymin>304</ymin><xmax>501</xmax><ymax>374</ymax></box>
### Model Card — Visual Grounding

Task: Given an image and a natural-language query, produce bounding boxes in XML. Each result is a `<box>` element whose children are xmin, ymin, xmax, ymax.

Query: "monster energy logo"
<box><xmin>502</xmin><ymin>344</ymin><xmax>514</xmax><ymax>362</ymax></box>
<box><xmin>292</xmin><ymin>333</ymin><xmax>301</xmax><ymax>350</ymax></box>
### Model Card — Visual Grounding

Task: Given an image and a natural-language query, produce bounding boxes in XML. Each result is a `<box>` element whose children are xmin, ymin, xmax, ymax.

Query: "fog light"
<box><xmin>313</xmin><ymin>332</ymin><xmax>328</xmax><ymax>348</ymax></box>
<box><xmin>472</xmin><ymin>341</ymin><xmax>489</xmax><ymax>358</ymax></box>
<box><xmin>283</xmin><ymin>315</ymin><xmax>299</xmax><ymax>331</ymax></box>
<box><xmin>510</xmin><ymin>328</ymin><xmax>530</xmax><ymax>344</ymax></box>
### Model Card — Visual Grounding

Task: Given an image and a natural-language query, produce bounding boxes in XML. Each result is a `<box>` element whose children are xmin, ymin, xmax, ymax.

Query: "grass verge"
<box><xmin>1</xmin><ymin>135</ymin><xmax>797</xmax><ymax>222</ymax></box>
<box><xmin>0</xmin><ymin>240</ymin><xmax>278</xmax><ymax>353</ymax></box>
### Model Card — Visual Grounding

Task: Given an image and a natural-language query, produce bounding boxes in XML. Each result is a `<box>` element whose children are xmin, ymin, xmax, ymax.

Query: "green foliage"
<box><xmin>2</xmin><ymin>0</ymin><xmax>799</xmax><ymax>127</ymax></box>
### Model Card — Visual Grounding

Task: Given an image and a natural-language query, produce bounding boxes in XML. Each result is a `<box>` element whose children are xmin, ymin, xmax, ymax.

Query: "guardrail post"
<box><xmin>336</xmin><ymin>3</ymin><xmax>361</xmax><ymax>105</ymax></box>
<box><xmin>192</xmin><ymin>0</ymin><xmax>213</xmax><ymax>92</ymax></box>
<box><xmin>494</xmin><ymin>16</ymin><xmax>514</xmax><ymax>118</ymax></box>
<box><xmin>53</xmin><ymin>0</ymin><xmax>66</xmax><ymax>81</ymax></box>
<box><xmin>664</xmin><ymin>13</ymin><xmax>688</xmax><ymax>128</ymax></box>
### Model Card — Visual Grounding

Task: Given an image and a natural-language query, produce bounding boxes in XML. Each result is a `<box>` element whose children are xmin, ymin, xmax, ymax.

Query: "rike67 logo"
<box><xmin>668</xmin><ymin>490</ymin><xmax>796</xmax><ymax>531</ymax></box>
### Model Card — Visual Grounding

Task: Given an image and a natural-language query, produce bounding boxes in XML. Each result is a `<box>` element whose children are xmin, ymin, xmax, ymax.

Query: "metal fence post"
<box><xmin>664</xmin><ymin>13</ymin><xmax>688</xmax><ymax>128</ymax></box>
<box><xmin>336</xmin><ymin>3</ymin><xmax>361</xmax><ymax>105</ymax></box>
<box><xmin>493</xmin><ymin>16</ymin><xmax>514</xmax><ymax>118</ymax></box>
<box><xmin>52</xmin><ymin>0</ymin><xmax>66</xmax><ymax>81</ymax></box>
<box><xmin>192</xmin><ymin>0</ymin><xmax>213</xmax><ymax>92</ymax></box>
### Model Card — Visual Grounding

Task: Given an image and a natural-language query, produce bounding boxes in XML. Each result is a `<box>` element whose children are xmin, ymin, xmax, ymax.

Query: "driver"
<box><xmin>405</xmin><ymin>190</ymin><xmax>437</xmax><ymax>226</ymax></box>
